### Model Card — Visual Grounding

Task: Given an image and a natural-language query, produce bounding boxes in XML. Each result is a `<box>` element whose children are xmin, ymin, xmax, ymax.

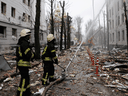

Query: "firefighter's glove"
<box><xmin>54</xmin><ymin>59</ymin><xmax>58</xmax><ymax>65</ymax></box>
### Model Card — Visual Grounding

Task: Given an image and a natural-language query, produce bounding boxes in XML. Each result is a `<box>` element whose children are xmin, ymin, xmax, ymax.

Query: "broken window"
<box><xmin>118</xmin><ymin>16</ymin><xmax>120</xmax><ymax>25</ymax></box>
<box><xmin>109</xmin><ymin>21</ymin><xmax>111</xmax><ymax>29</ymax></box>
<box><xmin>23</xmin><ymin>0</ymin><xmax>26</xmax><ymax>4</ymax></box>
<box><xmin>11</xmin><ymin>7</ymin><xmax>15</xmax><ymax>18</ymax></box>
<box><xmin>118</xmin><ymin>31</ymin><xmax>120</xmax><ymax>41</ymax></box>
<box><xmin>39</xmin><ymin>33</ymin><xmax>41</xmax><ymax>40</ymax></box>
<box><xmin>112</xmin><ymin>33</ymin><xmax>114</xmax><ymax>42</ymax></box>
<box><xmin>112</xmin><ymin>7</ymin><xmax>113</xmax><ymax>16</ymax></box>
<box><xmin>12</xmin><ymin>28</ymin><xmax>17</xmax><ymax>40</ymax></box>
<box><xmin>0</xmin><ymin>26</ymin><xmax>6</xmax><ymax>38</ymax></box>
<box><xmin>122</xmin><ymin>30</ymin><xmax>125</xmax><ymax>41</ymax></box>
<box><xmin>22</xmin><ymin>13</ymin><xmax>27</xmax><ymax>22</ymax></box>
<box><xmin>28</xmin><ymin>15</ymin><xmax>31</xmax><ymax>22</ymax></box>
<box><xmin>117</xmin><ymin>1</ymin><xmax>119</xmax><ymax>11</ymax></box>
<box><xmin>1</xmin><ymin>2</ymin><xmax>6</xmax><ymax>15</ymax></box>
<box><xmin>112</xmin><ymin>20</ymin><xmax>114</xmax><ymax>28</ymax></box>
<box><xmin>28</xmin><ymin>0</ymin><xmax>30</xmax><ymax>6</ymax></box>
<box><xmin>109</xmin><ymin>9</ymin><xmax>111</xmax><ymax>18</ymax></box>
<box><xmin>110</xmin><ymin>33</ymin><xmax>111</xmax><ymax>42</ymax></box>
<box><xmin>122</xmin><ymin>13</ymin><xmax>124</xmax><ymax>23</ymax></box>
<box><xmin>40</xmin><ymin>32</ymin><xmax>43</xmax><ymax>40</ymax></box>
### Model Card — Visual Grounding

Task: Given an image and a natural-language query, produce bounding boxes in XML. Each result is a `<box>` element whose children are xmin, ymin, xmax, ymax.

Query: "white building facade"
<box><xmin>107</xmin><ymin>0</ymin><xmax>128</xmax><ymax>49</ymax></box>
<box><xmin>0</xmin><ymin>0</ymin><xmax>47</xmax><ymax>49</ymax></box>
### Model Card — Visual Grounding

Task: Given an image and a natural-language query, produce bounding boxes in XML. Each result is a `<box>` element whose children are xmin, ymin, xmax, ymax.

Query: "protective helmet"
<box><xmin>20</xmin><ymin>29</ymin><xmax>31</xmax><ymax>37</ymax></box>
<box><xmin>47</xmin><ymin>34</ymin><xmax>54</xmax><ymax>42</ymax></box>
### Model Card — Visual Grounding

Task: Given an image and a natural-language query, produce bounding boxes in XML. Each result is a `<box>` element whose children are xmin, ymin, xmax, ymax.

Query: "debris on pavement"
<box><xmin>0</xmin><ymin>46</ymin><xmax>128</xmax><ymax>96</ymax></box>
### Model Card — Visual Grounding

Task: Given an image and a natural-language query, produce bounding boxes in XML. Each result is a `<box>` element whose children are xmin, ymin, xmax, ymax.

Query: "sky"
<box><xmin>63</xmin><ymin>0</ymin><xmax>106</xmax><ymax>35</ymax></box>
<box><xmin>45</xmin><ymin>0</ymin><xmax>106</xmax><ymax>35</ymax></box>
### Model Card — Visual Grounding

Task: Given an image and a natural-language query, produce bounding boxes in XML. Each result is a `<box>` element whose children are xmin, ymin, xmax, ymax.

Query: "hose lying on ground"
<box><xmin>42</xmin><ymin>74</ymin><xmax>66</xmax><ymax>96</ymax></box>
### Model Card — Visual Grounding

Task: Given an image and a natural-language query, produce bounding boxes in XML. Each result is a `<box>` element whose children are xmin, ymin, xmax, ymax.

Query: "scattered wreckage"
<box><xmin>0</xmin><ymin>46</ymin><xmax>128</xmax><ymax>95</ymax></box>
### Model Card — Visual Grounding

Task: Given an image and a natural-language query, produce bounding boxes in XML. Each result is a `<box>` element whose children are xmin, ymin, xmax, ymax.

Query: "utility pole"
<box><xmin>92</xmin><ymin>0</ymin><xmax>95</xmax><ymax>36</ymax></box>
<box><xmin>92</xmin><ymin>0</ymin><xmax>95</xmax><ymax>21</ymax></box>
<box><xmin>34</xmin><ymin>0</ymin><xmax>41</xmax><ymax>59</ymax></box>
<box><xmin>103</xmin><ymin>11</ymin><xmax>106</xmax><ymax>49</ymax></box>
<box><xmin>106</xmin><ymin>1</ymin><xmax>109</xmax><ymax>52</ymax></box>
<box><xmin>59</xmin><ymin>1</ymin><xmax>65</xmax><ymax>51</ymax></box>
<box><xmin>123</xmin><ymin>0</ymin><xmax>128</xmax><ymax>53</ymax></box>
<box><xmin>98</xmin><ymin>15</ymin><xmax>102</xmax><ymax>47</ymax></box>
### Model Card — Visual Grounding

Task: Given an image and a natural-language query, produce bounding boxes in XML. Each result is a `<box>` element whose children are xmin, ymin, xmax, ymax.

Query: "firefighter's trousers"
<box><xmin>42</xmin><ymin>61</ymin><xmax>54</xmax><ymax>84</ymax></box>
<box><xmin>17</xmin><ymin>67</ymin><xmax>31</xmax><ymax>96</ymax></box>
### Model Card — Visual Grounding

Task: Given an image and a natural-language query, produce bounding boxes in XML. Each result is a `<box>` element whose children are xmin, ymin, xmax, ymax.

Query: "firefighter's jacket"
<box><xmin>16</xmin><ymin>37</ymin><xmax>34</xmax><ymax>67</ymax></box>
<box><xmin>42</xmin><ymin>41</ymin><xmax>58</xmax><ymax>63</ymax></box>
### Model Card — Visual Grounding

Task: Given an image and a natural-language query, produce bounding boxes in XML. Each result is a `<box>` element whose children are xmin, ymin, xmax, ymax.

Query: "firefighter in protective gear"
<box><xmin>41</xmin><ymin>34</ymin><xmax>58</xmax><ymax>86</ymax></box>
<box><xmin>16</xmin><ymin>29</ymin><xmax>35</xmax><ymax>96</ymax></box>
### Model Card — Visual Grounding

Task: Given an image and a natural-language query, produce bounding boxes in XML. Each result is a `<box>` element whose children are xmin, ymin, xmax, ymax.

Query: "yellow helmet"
<box><xmin>20</xmin><ymin>29</ymin><xmax>31</xmax><ymax>37</ymax></box>
<box><xmin>47</xmin><ymin>34</ymin><xmax>54</xmax><ymax>42</ymax></box>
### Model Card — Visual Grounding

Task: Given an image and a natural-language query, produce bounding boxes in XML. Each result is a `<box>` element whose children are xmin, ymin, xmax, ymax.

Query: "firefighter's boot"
<box><xmin>49</xmin><ymin>77</ymin><xmax>57</xmax><ymax>82</ymax></box>
<box><xmin>41</xmin><ymin>79</ymin><xmax>49</xmax><ymax>86</ymax></box>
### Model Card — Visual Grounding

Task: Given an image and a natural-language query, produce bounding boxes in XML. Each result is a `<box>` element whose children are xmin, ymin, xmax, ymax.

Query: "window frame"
<box><xmin>0</xmin><ymin>26</ymin><xmax>6</xmax><ymax>39</ymax></box>
<box><xmin>1</xmin><ymin>2</ymin><xmax>6</xmax><ymax>15</ymax></box>
<box><xmin>11</xmin><ymin>7</ymin><xmax>16</xmax><ymax>18</ymax></box>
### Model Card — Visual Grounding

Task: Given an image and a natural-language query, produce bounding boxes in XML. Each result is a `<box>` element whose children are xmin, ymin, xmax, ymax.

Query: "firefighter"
<box><xmin>16</xmin><ymin>29</ymin><xmax>35</xmax><ymax>96</ymax></box>
<box><xmin>41</xmin><ymin>34</ymin><xmax>58</xmax><ymax>86</ymax></box>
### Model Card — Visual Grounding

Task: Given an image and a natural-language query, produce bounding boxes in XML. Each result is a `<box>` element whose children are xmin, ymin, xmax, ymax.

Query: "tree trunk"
<box><xmin>34</xmin><ymin>0</ymin><xmax>41</xmax><ymax>59</ymax></box>
<box><xmin>123</xmin><ymin>0</ymin><xmax>128</xmax><ymax>53</ymax></box>
<box><xmin>67</xmin><ymin>13</ymin><xmax>70</xmax><ymax>49</ymax></box>
<box><xmin>64</xmin><ymin>21</ymin><xmax>66</xmax><ymax>49</ymax></box>
<box><xmin>60</xmin><ymin>1</ymin><xmax>65</xmax><ymax>51</ymax></box>
<box><xmin>51</xmin><ymin>0</ymin><xmax>54</xmax><ymax>34</ymax></box>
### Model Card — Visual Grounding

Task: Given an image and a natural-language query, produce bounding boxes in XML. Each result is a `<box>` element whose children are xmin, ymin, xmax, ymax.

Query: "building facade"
<box><xmin>0</xmin><ymin>0</ymin><xmax>47</xmax><ymax>50</ymax></box>
<box><xmin>107</xmin><ymin>0</ymin><xmax>128</xmax><ymax>49</ymax></box>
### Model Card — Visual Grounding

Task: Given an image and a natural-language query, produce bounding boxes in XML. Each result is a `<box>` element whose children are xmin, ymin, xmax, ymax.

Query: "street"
<box><xmin>0</xmin><ymin>45</ymin><xmax>128</xmax><ymax>96</ymax></box>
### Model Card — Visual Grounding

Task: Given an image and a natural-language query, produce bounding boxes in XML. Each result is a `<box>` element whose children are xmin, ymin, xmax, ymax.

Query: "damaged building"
<box><xmin>107</xmin><ymin>0</ymin><xmax>128</xmax><ymax>50</ymax></box>
<box><xmin>0</xmin><ymin>0</ymin><xmax>47</xmax><ymax>51</ymax></box>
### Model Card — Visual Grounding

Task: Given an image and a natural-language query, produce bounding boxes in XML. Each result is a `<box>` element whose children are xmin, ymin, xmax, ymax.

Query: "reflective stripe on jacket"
<box><xmin>16</xmin><ymin>37</ymin><xmax>34</xmax><ymax>67</ymax></box>
<box><xmin>18</xmin><ymin>59</ymin><xmax>31</xmax><ymax>67</ymax></box>
<box><xmin>18</xmin><ymin>47</ymin><xmax>34</xmax><ymax>67</ymax></box>
<box><xmin>42</xmin><ymin>42</ymin><xmax>57</xmax><ymax>62</ymax></box>
<box><xmin>43</xmin><ymin>57</ymin><xmax>52</xmax><ymax>61</ymax></box>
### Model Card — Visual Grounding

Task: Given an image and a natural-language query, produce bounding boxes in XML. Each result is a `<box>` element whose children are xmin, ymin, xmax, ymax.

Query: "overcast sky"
<box><xmin>45</xmin><ymin>0</ymin><xmax>106</xmax><ymax>35</ymax></box>
<box><xmin>63</xmin><ymin>0</ymin><xmax>106</xmax><ymax>35</ymax></box>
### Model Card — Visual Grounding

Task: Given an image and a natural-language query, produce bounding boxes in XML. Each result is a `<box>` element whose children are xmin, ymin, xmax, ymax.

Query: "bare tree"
<box><xmin>75</xmin><ymin>16</ymin><xmax>83</xmax><ymax>41</ymax></box>
<box><xmin>50</xmin><ymin>0</ymin><xmax>54</xmax><ymax>34</ymax></box>
<box><xmin>46</xmin><ymin>0</ymin><xmax>56</xmax><ymax>34</ymax></box>
<box><xmin>34</xmin><ymin>0</ymin><xmax>41</xmax><ymax>59</ymax></box>
<box><xmin>85</xmin><ymin>19</ymin><xmax>104</xmax><ymax>48</ymax></box>
<box><xmin>59</xmin><ymin>1</ymin><xmax>65</xmax><ymax>51</ymax></box>
<box><xmin>85</xmin><ymin>20</ymin><xmax>93</xmax><ymax>40</ymax></box>
<box><xmin>67</xmin><ymin>13</ymin><xmax>72</xmax><ymax>49</ymax></box>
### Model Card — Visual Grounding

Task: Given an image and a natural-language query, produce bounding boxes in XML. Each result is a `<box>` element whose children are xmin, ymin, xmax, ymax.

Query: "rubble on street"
<box><xmin>0</xmin><ymin>46</ymin><xmax>128</xmax><ymax>96</ymax></box>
